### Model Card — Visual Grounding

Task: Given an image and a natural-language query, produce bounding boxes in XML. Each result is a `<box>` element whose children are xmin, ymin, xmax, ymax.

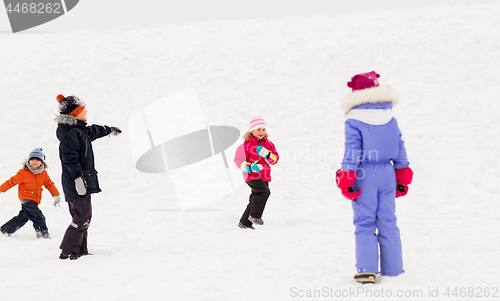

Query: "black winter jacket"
<box><xmin>56</xmin><ymin>115</ymin><xmax>111</xmax><ymax>202</ymax></box>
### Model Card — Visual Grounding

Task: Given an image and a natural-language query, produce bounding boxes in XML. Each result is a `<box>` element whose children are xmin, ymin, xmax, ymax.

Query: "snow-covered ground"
<box><xmin>1</xmin><ymin>3</ymin><xmax>499</xmax><ymax>300</ymax></box>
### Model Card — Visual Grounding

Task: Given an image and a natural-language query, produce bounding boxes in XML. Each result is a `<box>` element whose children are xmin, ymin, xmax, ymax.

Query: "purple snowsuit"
<box><xmin>341</xmin><ymin>86</ymin><xmax>409</xmax><ymax>276</ymax></box>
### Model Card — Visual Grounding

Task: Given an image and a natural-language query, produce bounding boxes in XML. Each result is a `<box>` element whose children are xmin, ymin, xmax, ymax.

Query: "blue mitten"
<box><xmin>256</xmin><ymin>146</ymin><xmax>270</xmax><ymax>158</ymax></box>
<box><xmin>240</xmin><ymin>161</ymin><xmax>263</xmax><ymax>173</ymax></box>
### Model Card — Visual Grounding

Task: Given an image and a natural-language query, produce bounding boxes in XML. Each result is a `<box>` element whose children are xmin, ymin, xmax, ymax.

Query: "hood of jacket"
<box><xmin>342</xmin><ymin>86</ymin><xmax>398</xmax><ymax>114</ymax></box>
<box><xmin>55</xmin><ymin>114</ymin><xmax>79</xmax><ymax>126</ymax></box>
<box><xmin>55</xmin><ymin>114</ymin><xmax>87</xmax><ymax>141</ymax></box>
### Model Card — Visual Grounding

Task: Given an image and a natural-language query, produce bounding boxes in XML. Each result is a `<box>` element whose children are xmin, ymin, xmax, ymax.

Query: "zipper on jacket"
<box><xmin>35</xmin><ymin>173</ymin><xmax>40</xmax><ymax>199</ymax></box>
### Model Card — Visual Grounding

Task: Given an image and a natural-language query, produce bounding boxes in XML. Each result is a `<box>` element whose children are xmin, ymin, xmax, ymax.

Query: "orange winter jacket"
<box><xmin>0</xmin><ymin>166</ymin><xmax>60</xmax><ymax>204</ymax></box>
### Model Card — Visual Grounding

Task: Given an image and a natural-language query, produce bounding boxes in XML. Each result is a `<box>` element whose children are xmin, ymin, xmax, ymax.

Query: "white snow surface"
<box><xmin>1</xmin><ymin>3</ymin><xmax>499</xmax><ymax>300</ymax></box>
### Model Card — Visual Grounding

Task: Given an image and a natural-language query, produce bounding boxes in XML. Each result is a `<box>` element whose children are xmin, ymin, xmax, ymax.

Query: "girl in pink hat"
<box><xmin>336</xmin><ymin>71</ymin><xmax>413</xmax><ymax>284</ymax></box>
<box><xmin>234</xmin><ymin>115</ymin><xmax>279</xmax><ymax>229</ymax></box>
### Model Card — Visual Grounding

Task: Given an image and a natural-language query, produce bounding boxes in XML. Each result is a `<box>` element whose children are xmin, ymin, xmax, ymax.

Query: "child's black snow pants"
<box><xmin>60</xmin><ymin>195</ymin><xmax>92</xmax><ymax>255</ymax></box>
<box><xmin>0</xmin><ymin>200</ymin><xmax>48</xmax><ymax>235</ymax></box>
<box><xmin>239</xmin><ymin>179</ymin><xmax>270</xmax><ymax>227</ymax></box>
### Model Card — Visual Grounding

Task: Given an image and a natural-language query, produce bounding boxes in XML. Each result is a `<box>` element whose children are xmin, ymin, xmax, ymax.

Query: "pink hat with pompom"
<box><xmin>249</xmin><ymin>115</ymin><xmax>267</xmax><ymax>132</ymax></box>
<box><xmin>347</xmin><ymin>71</ymin><xmax>380</xmax><ymax>91</ymax></box>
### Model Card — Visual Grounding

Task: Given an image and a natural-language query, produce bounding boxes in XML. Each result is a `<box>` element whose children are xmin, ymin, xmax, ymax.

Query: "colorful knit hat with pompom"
<box><xmin>29</xmin><ymin>148</ymin><xmax>45</xmax><ymax>163</ymax></box>
<box><xmin>249</xmin><ymin>115</ymin><xmax>267</xmax><ymax>132</ymax></box>
<box><xmin>56</xmin><ymin>94</ymin><xmax>86</xmax><ymax>117</ymax></box>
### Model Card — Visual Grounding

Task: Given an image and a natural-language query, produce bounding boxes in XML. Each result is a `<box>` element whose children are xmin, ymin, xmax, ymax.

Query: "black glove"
<box><xmin>108</xmin><ymin>126</ymin><xmax>122</xmax><ymax>136</ymax></box>
<box><xmin>111</xmin><ymin>126</ymin><xmax>122</xmax><ymax>136</ymax></box>
<box><xmin>73</xmin><ymin>171</ymin><xmax>87</xmax><ymax>196</ymax></box>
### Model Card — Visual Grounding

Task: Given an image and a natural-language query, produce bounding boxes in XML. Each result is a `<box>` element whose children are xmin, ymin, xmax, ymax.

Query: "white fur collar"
<box><xmin>342</xmin><ymin>86</ymin><xmax>398</xmax><ymax>114</ymax></box>
<box><xmin>55</xmin><ymin>114</ymin><xmax>78</xmax><ymax>125</ymax></box>
<box><xmin>346</xmin><ymin>109</ymin><xmax>393</xmax><ymax>125</ymax></box>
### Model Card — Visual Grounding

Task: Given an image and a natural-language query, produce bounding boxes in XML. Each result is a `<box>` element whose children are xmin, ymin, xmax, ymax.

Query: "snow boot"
<box><xmin>248</xmin><ymin>216</ymin><xmax>264</xmax><ymax>225</ymax></box>
<box><xmin>59</xmin><ymin>251</ymin><xmax>80</xmax><ymax>260</ymax></box>
<box><xmin>36</xmin><ymin>231</ymin><xmax>51</xmax><ymax>239</ymax></box>
<box><xmin>354</xmin><ymin>272</ymin><xmax>376</xmax><ymax>284</ymax></box>
<box><xmin>238</xmin><ymin>222</ymin><xmax>255</xmax><ymax>229</ymax></box>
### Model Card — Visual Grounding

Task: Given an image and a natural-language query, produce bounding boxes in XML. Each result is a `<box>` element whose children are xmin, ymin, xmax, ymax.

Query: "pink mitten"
<box><xmin>336</xmin><ymin>169</ymin><xmax>361</xmax><ymax>201</ymax></box>
<box><xmin>336</xmin><ymin>169</ymin><xmax>356</xmax><ymax>188</ymax></box>
<box><xmin>395</xmin><ymin>167</ymin><xmax>413</xmax><ymax>198</ymax></box>
<box><xmin>341</xmin><ymin>187</ymin><xmax>361</xmax><ymax>201</ymax></box>
<box><xmin>395</xmin><ymin>167</ymin><xmax>413</xmax><ymax>185</ymax></box>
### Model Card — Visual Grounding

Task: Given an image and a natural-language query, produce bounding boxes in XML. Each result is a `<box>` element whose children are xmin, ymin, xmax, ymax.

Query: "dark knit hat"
<box><xmin>56</xmin><ymin>94</ymin><xmax>86</xmax><ymax>117</ymax></box>
<box><xmin>29</xmin><ymin>148</ymin><xmax>45</xmax><ymax>163</ymax></box>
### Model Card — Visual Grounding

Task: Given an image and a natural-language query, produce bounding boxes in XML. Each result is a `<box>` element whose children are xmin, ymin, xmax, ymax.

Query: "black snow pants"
<box><xmin>60</xmin><ymin>195</ymin><xmax>92</xmax><ymax>255</ymax></box>
<box><xmin>0</xmin><ymin>200</ymin><xmax>48</xmax><ymax>235</ymax></box>
<box><xmin>239</xmin><ymin>179</ymin><xmax>270</xmax><ymax>227</ymax></box>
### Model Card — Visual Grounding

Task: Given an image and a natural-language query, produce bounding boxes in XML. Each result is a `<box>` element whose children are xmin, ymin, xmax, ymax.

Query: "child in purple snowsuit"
<box><xmin>336</xmin><ymin>71</ymin><xmax>413</xmax><ymax>284</ymax></box>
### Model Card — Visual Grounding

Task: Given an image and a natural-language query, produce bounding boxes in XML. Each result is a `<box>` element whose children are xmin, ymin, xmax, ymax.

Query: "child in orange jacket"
<box><xmin>0</xmin><ymin>148</ymin><xmax>60</xmax><ymax>238</ymax></box>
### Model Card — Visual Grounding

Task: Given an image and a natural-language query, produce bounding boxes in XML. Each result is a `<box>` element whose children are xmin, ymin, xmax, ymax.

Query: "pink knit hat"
<box><xmin>249</xmin><ymin>115</ymin><xmax>267</xmax><ymax>132</ymax></box>
<box><xmin>347</xmin><ymin>71</ymin><xmax>380</xmax><ymax>91</ymax></box>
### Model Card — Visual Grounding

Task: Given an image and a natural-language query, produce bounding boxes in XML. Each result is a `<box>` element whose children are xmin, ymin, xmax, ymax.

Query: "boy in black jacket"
<box><xmin>55</xmin><ymin>94</ymin><xmax>121</xmax><ymax>260</ymax></box>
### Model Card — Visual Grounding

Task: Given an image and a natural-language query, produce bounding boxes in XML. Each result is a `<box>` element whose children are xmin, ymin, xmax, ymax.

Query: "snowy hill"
<box><xmin>1</xmin><ymin>3</ymin><xmax>499</xmax><ymax>300</ymax></box>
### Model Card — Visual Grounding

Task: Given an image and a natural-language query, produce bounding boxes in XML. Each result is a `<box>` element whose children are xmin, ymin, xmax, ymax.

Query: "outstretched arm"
<box><xmin>85</xmin><ymin>125</ymin><xmax>121</xmax><ymax>141</ymax></box>
<box><xmin>0</xmin><ymin>171</ymin><xmax>23</xmax><ymax>193</ymax></box>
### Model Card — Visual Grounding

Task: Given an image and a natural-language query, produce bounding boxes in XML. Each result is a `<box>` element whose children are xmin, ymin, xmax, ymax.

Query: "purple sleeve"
<box><xmin>341</xmin><ymin>120</ymin><xmax>363</xmax><ymax>171</ymax></box>
<box><xmin>393</xmin><ymin>128</ymin><xmax>410</xmax><ymax>169</ymax></box>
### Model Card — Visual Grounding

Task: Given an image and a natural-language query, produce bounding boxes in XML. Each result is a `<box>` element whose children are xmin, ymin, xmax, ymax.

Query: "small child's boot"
<box><xmin>36</xmin><ymin>231</ymin><xmax>51</xmax><ymax>239</ymax></box>
<box><xmin>354</xmin><ymin>272</ymin><xmax>376</xmax><ymax>284</ymax></box>
<box><xmin>248</xmin><ymin>216</ymin><xmax>264</xmax><ymax>225</ymax></box>
<box><xmin>238</xmin><ymin>222</ymin><xmax>255</xmax><ymax>229</ymax></box>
